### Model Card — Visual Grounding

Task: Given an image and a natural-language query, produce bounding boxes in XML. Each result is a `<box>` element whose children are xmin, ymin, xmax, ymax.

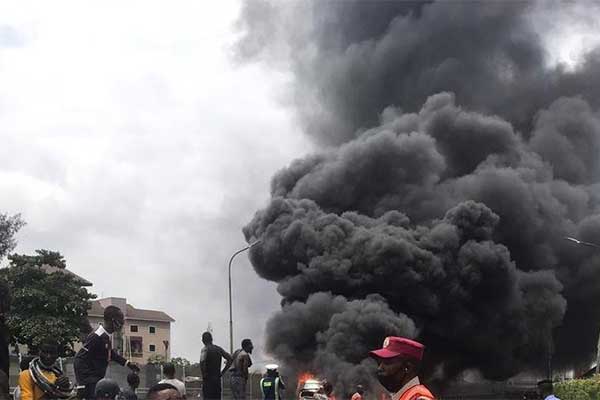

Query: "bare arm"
<box><xmin>218</xmin><ymin>346</ymin><xmax>233</xmax><ymax>376</ymax></box>
<box><xmin>200</xmin><ymin>348</ymin><xmax>207</xmax><ymax>378</ymax></box>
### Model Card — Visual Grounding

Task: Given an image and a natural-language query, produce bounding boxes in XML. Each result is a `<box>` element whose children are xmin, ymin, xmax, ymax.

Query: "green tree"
<box><xmin>9</xmin><ymin>249</ymin><xmax>66</xmax><ymax>269</ymax></box>
<box><xmin>0</xmin><ymin>250</ymin><xmax>96</xmax><ymax>355</ymax></box>
<box><xmin>0</xmin><ymin>213</ymin><xmax>25</xmax><ymax>260</ymax></box>
<box><xmin>170</xmin><ymin>357</ymin><xmax>192</xmax><ymax>368</ymax></box>
<box><xmin>556</xmin><ymin>377</ymin><xmax>600</xmax><ymax>400</ymax></box>
<box><xmin>147</xmin><ymin>354</ymin><xmax>167</xmax><ymax>365</ymax></box>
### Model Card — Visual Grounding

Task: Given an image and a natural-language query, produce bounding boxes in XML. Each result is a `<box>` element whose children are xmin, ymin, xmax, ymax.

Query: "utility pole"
<box><xmin>228</xmin><ymin>240</ymin><xmax>262</xmax><ymax>354</ymax></box>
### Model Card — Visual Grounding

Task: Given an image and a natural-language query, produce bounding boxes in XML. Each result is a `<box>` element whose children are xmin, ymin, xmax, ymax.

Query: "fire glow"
<box><xmin>297</xmin><ymin>371</ymin><xmax>316</xmax><ymax>389</ymax></box>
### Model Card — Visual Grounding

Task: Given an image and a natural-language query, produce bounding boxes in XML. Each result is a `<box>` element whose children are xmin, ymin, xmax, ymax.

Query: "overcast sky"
<box><xmin>0</xmin><ymin>0</ymin><xmax>313</xmax><ymax>365</ymax></box>
<box><xmin>2</xmin><ymin>0</ymin><xmax>600</xmax><ymax>370</ymax></box>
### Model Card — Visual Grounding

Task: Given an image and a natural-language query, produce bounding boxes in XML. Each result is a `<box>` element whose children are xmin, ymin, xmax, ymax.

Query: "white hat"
<box><xmin>265</xmin><ymin>364</ymin><xmax>279</xmax><ymax>371</ymax></box>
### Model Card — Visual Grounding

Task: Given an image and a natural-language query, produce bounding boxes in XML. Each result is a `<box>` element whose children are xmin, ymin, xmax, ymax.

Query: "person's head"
<box><xmin>39</xmin><ymin>340</ymin><xmax>59</xmax><ymax>368</ymax></box>
<box><xmin>127</xmin><ymin>373</ymin><xmax>140</xmax><ymax>390</ymax></box>
<box><xmin>202</xmin><ymin>332</ymin><xmax>213</xmax><ymax>345</ymax></box>
<box><xmin>537</xmin><ymin>380</ymin><xmax>553</xmax><ymax>398</ymax></box>
<box><xmin>94</xmin><ymin>378</ymin><xmax>120</xmax><ymax>400</ymax></box>
<box><xmin>266</xmin><ymin>364</ymin><xmax>278</xmax><ymax>377</ymax></box>
<box><xmin>163</xmin><ymin>363</ymin><xmax>176</xmax><ymax>379</ymax></box>
<box><xmin>147</xmin><ymin>383</ymin><xmax>182</xmax><ymax>400</ymax></box>
<box><xmin>356</xmin><ymin>385</ymin><xmax>364</xmax><ymax>395</ymax></box>
<box><xmin>241</xmin><ymin>338</ymin><xmax>253</xmax><ymax>354</ymax></box>
<box><xmin>370</xmin><ymin>337</ymin><xmax>424</xmax><ymax>393</ymax></box>
<box><xmin>103</xmin><ymin>306</ymin><xmax>124</xmax><ymax>334</ymax></box>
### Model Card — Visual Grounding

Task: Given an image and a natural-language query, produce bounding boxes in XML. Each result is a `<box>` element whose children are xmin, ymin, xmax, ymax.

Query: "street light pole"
<box><xmin>228</xmin><ymin>240</ymin><xmax>262</xmax><ymax>355</ymax></box>
<box><xmin>564</xmin><ymin>236</ymin><xmax>600</xmax><ymax>374</ymax></box>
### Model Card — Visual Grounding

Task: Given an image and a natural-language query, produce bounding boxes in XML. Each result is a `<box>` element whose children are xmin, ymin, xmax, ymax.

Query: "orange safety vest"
<box><xmin>399</xmin><ymin>384</ymin><xmax>435</xmax><ymax>400</ymax></box>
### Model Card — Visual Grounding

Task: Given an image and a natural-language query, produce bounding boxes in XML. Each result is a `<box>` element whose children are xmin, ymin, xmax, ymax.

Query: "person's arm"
<box><xmin>218</xmin><ymin>346</ymin><xmax>233</xmax><ymax>376</ymax></box>
<box><xmin>110</xmin><ymin>349</ymin><xmax>127</xmax><ymax>366</ymax></box>
<box><xmin>200</xmin><ymin>347</ymin><xmax>207</xmax><ymax>378</ymax></box>
<box><xmin>18</xmin><ymin>371</ymin><xmax>34</xmax><ymax>400</ymax></box>
<box><xmin>260</xmin><ymin>379</ymin><xmax>266</xmax><ymax>399</ymax></box>
<box><xmin>110</xmin><ymin>349</ymin><xmax>140</xmax><ymax>371</ymax></box>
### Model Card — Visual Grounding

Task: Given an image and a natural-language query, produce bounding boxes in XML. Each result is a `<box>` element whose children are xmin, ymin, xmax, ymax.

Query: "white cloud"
<box><xmin>0</xmin><ymin>0</ymin><xmax>312</xmax><ymax>363</ymax></box>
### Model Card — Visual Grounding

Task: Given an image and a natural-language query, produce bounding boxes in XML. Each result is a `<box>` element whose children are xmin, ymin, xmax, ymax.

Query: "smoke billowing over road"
<box><xmin>238</xmin><ymin>0</ymin><xmax>600</xmax><ymax>390</ymax></box>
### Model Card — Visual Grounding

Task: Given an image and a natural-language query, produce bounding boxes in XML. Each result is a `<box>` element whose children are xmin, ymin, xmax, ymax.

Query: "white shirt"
<box><xmin>160</xmin><ymin>378</ymin><xmax>187</xmax><ymax>397</ymax></box>
<box><xmin>391</xmin><ymin>377</ymin><xmax>420</xmax><ymax>400</ymax></box>
<box><xmin>545</xmin><ymin>395</ymin><xmax>560</xmax><ymax>400</ymax></box>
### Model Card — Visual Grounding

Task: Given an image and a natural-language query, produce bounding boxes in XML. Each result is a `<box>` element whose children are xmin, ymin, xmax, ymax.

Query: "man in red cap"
<box><xmin>370</xmin><ymin>337</ymin><xmax>435</xmax><ymax>400</ymax></box>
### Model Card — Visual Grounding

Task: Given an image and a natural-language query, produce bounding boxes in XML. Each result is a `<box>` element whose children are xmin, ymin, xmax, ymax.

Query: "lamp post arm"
<box><xmin>228</xmin><ymin>240</ymin><xmax>262</xmax><ymax>354</ymax></box>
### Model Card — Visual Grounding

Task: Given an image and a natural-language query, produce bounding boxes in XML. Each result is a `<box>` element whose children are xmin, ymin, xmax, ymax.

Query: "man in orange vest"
<box><xmin>369</xmin><ymin>337</ymin><xmax>435</xmax><ymax>400</ymax></box>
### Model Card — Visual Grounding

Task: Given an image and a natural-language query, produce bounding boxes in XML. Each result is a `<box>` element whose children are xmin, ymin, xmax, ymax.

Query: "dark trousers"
<box><xmin>83</xmin><ymin>383</ymin><xmax>97</xmax><ymax>400</ymax></box>
<box><xmin>203</xmin><ymin>377</ymin><xmax>222</xmax><ymax>400</ymax></box>
<box><xmin>230</xmin><ymin>376</ymin><xmax>247</xmax><ymax>400</ymax></box>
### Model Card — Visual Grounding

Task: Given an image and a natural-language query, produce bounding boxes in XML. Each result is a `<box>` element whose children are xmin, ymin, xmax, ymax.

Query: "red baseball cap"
<box><xmin>369</xmin><ymin>336</ymin><xmax>425</xmax><ymax>361</ymax></box>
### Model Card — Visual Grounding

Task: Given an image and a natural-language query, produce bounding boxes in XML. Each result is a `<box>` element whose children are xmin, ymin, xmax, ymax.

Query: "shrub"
<box><xmin>556</xmin><ymin>377</ymin><xmax>600</xmax><ymax>400</ymax></box>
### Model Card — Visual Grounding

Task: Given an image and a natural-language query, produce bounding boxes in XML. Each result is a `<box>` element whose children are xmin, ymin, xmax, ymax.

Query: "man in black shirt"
<box><xmin>199</xmin><ymin>332</ymin><xmax>232</xmax><ymax>400</ymax></box>
<box><xmin>74</xmin><ymin>306</ymin><xmax>139</xmax><ymax>399</ymax></box>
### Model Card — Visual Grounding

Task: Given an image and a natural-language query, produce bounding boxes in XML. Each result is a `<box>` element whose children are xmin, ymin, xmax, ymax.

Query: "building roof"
<box><xmin>88</xmin><ymin>298</ymin><xmax>175</xmax><ymax>322</ymax></box>
<box><xmin>39</xmin><ymin>264</ymin><xmax>93</xmax><ymax>286</ymax></box>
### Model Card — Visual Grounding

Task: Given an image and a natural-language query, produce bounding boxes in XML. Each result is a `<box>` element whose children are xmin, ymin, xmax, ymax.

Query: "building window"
<box><xmin>149</xmin><ymin>326</ymin><xmax>156</xmax><ymax>334</ymax></box>
<box><xmin>149</xmin><ymin>344</ymin><xmax>156</xmax><ymax>352</ymax></box>
<box><xmin>130</xmin><ymin>337</ymin><xmax>143</xmax><ymax>357</ymax></box>
<box><xmin>130</xmin><ymin>325</ymin><xmax>138</xmax><ymax>333</ymax></box>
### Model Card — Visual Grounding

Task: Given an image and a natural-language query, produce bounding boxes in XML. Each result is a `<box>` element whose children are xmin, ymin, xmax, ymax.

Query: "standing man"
<box><xmin>229</xmin><ymin>339</ymin><xmax>253</xmax><ymax>400</ymax></box>
<box><xmin>260</xmin><ymin>364</ymin><xmax>285</xmax><ymax>400</ymax></box>
<box><xmin>369</xmin><ymin>337</ymin><xmax>435</xmax><ymax>400</ymax></box>
<box><xmin>351</xmin><ymin>385</ymin><xmax>364</xmax><ymax>400</ymax></box>
<box><xmin>74</xmin><ymin>306</ymin><xmax>139</xmax><ymax>400</ymax></box>
<box><xmin>537</xmin><ymin>380</ymin><xmax>560</xmax><ymax>400</ymax></box>
<box><xmin>200</xmin><ymin>332</ymin><xmax>232</xmax><ymax>400</ymax></box>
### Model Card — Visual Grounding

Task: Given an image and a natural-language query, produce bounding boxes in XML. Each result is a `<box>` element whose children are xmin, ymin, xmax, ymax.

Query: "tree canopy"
<box><xmin>0</xmin><ymin>213</ymin><xmax>25</xmax><ymax>261</ymax></box>
<box><xmin>9</xmin><ymin>249</ymin><xmax>66</xmax><ymax>269</ymax></box>
<box><xmin>0</xmin><ymin>250</ymin><xmax>95</xmax><ymax>355</ymax></box>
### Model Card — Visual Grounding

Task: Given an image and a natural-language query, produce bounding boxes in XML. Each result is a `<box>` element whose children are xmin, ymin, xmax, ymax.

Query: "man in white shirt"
<box><xmin>538</xmin><ymin>380</ymin><xmax>560</xmax><ymax>400</ymax></box>
<box><xmin>159</xmin><ymin>363</ymin><xmax>186</xmax><ymax>399</ymax></box>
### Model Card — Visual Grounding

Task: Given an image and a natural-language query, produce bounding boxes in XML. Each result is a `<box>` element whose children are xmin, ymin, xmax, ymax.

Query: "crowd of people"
<box><xmin>7</xmin><ymin>305</ymin><xmax>258</xmax><ymax>400</ymax></box>
<box><xmin>6</xmin><ymin>304</ymin><xmax>562</xmax><ymax>400</ymax></box>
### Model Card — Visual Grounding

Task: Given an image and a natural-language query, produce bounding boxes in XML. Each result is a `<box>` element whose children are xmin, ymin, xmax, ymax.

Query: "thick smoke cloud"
<box><xmin>238</xmin><ymin>1</ymin><xmax>600</xmax><ymax>146</ymax></box>
<box><xmin>238</xmin><ymin>0</ymin><xmax>600</xmax><ymax>389</ymax></box>
<box><xmin>266</xmin><ymin>293</ymin><xmax>417</xmax><ymax>390</ymax></box>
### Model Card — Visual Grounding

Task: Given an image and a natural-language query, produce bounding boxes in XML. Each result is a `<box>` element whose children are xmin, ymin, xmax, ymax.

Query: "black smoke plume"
<box><xmin>238</xmin><ymin>0</ymin><xmax>600</xmax><ymax>391</ymax></box>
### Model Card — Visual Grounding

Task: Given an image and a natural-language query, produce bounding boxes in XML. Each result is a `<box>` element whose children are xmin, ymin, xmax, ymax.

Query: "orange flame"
<box><xmin>297</xmin><ymin>371</ymin><xmax>317</xmax><ymax>391</ymax></box>
<box><xmin>298</xmin><ymin>372</ymin><xmax>316</xmax><ymax>383</ymax></box>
